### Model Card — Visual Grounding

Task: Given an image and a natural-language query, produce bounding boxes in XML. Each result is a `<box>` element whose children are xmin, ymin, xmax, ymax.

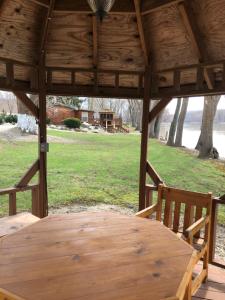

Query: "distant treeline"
<box><xmin>163</xmin><ymin>109</ymin><xmax>225</xmax><ymax>123</ymax></box>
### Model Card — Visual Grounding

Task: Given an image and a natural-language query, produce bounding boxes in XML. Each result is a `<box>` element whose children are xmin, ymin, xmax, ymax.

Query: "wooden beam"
<box><xmin>16</xmin><ymin>160</ymin><xmax>39</xmax><ymax>188</ymax></box>
<box><xmin>39</xmin><ymin>0</ymin><xmax>55</xmax><ymax>62</ymax></box>
<box><xmin>142</xmin><ymin>0</ymin><xmax>183</xmax><ymax>15</ymax></box>
<box><xmin>146</xmin><ymin>161</ymin><xmax>163</xmax><ymax>186</ymax></box>
<box><xmin>92</xmin><ymin>15</ymin><xmax>98</xmax><ymax>68</ymax></box>
<box><xmin>134</xmin><ymin>0</ymin><xmax>149</xmax><ymax>65</ymax></box>
<box><xmin>149</xmin><ymin>97</ymin><xmax>172</xmax><ymax>122</ymax></box>
<box><xmin>29</xmin><ymin>0</ymin><xmax>50</xmax><ymax>8</ymax></box>
<box><xmin>139</xmin><ymin>66</ymin><xmax>151</xmax><ymax>211</ymax></box>
<box><xmin>14</xmin><ymin>91</ymin><xmax>39</xmax><ymax>118</ymax></box>
<box><xmin>178</xmin><ymin>1</ymin><xmax>214</xmax><ymax>90</ymax></box>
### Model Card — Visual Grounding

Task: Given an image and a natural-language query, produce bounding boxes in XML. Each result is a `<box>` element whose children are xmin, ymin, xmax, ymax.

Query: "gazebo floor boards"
<box><xmin>193</xmin><ymin>263</ymin><xmax>225</xmax><ymax>300</ymax></box>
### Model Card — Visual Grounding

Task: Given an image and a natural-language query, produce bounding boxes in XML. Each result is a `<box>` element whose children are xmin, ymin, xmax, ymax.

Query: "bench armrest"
<box><xmin>136</xmin><ymin>203</ymin><xmax>158</xmax><ymax>218</ymax></box>
<box><xmin>185</xmin><ymin>216</ymin><xmax>210</xmax><ymax>245</ymax></box>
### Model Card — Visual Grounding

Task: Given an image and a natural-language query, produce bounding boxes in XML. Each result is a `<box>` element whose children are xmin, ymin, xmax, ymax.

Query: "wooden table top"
<box><xmin>0</xmin><ymin>212</ymin><xmax>195</xmax><ymax>300</ymax></box>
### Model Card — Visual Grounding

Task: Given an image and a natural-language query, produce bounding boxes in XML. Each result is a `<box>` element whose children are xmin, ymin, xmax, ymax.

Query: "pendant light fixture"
<box><xmin>87</xmin><ymin>0</ymin><xmax>115</xmax><ymax>21</ymax></box>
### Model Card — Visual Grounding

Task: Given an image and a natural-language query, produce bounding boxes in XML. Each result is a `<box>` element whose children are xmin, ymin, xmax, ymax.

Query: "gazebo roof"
<box><xmin>0</xmin><ymin>0</ymin><xmax>225</xmax><ymax>98</ymax></box>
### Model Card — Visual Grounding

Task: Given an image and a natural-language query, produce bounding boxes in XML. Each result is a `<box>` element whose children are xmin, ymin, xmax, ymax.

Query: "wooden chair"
<box><xmin>136</xmin><ymin>184</ymin><xmax>212</xmax><ymax>296</ymax></box>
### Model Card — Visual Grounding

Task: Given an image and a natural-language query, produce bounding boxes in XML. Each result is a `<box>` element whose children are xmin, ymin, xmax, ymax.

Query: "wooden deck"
<box><xmin>193</xmin><ymin>264</ymin><xmax>225</xmax><ymax>300</ymax></box>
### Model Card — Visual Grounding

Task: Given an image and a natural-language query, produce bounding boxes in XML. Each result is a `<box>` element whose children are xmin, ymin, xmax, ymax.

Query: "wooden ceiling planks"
<box><xmin>46</xmin><ymin>13</ymin><xmax>93</xmax><ymax>68</ymax></box>
<box><xmin>98</xmin><ymin>14</ymin><xmax>145</xmax><ymax>71</ymax></box>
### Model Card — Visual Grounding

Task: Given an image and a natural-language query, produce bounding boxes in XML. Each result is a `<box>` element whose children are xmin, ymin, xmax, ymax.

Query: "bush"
<box><xmin>4</xmin><ymin>115</ymin><xmax>17</xmax><ymax>124</ymax></box>
<box><xmin>0</xmin><ymin>116</ymin><xmax>4</xmax><ymax>125</ymax></box>
<box><xmin>64</xmin><ymin>118</ymin><xmax>81</xmax><ymax>129</ymax></box>
<box><xmin>46</xmin><ymin>117</ymin><xmax>51</xmax><ymax>125</ymax></box>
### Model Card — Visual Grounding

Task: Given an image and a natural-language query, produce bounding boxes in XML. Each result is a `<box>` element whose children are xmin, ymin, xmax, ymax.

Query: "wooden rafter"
<box><xmin>39</xmin><ymin>0</ymin><xmax>55</xmax><ymax>62</ymax></box>
<box><xmin>142</xmin><ymin>0</ymin><xmax>183</xmax><ymax>15</ymax></box>
<box><xmin>92</xmin><ymin>15</ymin><xmax>98</xmax><ymax>68</ymax></box>
<box><xmin>13</xmin><ymin>91</ymin><xmax>39</xmax><ymax>118</ymax></box>
<box><xmin>178</xmin><ymin>1</ymin><xmax>214</xmax><ymax>90</ymax></box>
<box><xmin>30</xmin><ymin>0</ymin><xmax>49</xmax><ymax>8</ymax></box>
<box><xmin>134</xmin><ymin>0</ymin><xmax>149</xmax><ymax>66</ymax></box>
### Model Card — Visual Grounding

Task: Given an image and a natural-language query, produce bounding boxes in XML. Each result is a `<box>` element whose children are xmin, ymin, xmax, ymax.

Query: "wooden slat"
<box><xmin>195</xmin><ymin>206</ymin><xmax>203</xmax><ymax>239</ymax></box>
<box><xmin>173</xmin><ymin>201</ymin><xmax>181</xmax><ymax>233</ymax></box>
<box><xmin>183</xmin><ymin>204</ymin><xmax>194</xmax><ymax>233</ymax></box>
<box><xmin>164</xmin><ymin>193</ymin><xmax>173</xmax><ymax>228</ymax></box>
<box><xmin>16</xmin><ymin>160</ymin><xmax>39</xmax><ymax>188</ymax></box>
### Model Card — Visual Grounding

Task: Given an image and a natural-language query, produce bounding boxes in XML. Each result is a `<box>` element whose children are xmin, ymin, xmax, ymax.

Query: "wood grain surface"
<box><xmin>0</xmin><ymin>212</ymin><xmax>194</xmax><ymax>300</ymax></box>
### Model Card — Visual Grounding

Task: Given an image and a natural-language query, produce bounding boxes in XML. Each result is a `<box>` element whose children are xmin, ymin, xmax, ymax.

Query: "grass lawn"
<box><xmin>0</xmin><ymin>129</ymin><xmax>225</xmax><ymax>223</ymax></box>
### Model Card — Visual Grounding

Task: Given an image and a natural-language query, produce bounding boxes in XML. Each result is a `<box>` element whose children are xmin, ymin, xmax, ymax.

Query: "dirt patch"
<box><xmin>0</xmin><ymin>124</ymin><xmax>75</xmax><ymax>144</ymax></box>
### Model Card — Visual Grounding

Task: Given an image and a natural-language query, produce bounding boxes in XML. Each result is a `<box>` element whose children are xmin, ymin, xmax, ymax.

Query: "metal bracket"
<box><xmin>40</xmin><ymin>143</ymin><xmax>49</xmax><ymax>153</ymax></box>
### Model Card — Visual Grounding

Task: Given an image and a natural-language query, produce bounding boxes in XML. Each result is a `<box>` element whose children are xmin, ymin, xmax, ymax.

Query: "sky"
<box><xmin>167</xmin><ymin>96</ymin><xmax>225</xmax><ymax>113</ymax></box>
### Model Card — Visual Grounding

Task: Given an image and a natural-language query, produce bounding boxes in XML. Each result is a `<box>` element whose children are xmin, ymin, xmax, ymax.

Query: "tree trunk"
<box><xmin>155</xmin><ymin>112</ymin><xmax>164</xmax><ymax>139</ymax></box>
<box><xmin>174</xmin><ymin>97</ymin><xmax>189</xmax><ymax>147</ymax></box>
<box><xmin>167</xmin><ymin>98</ymin><xmax>182</xmax><ymax>146</ymax></box>
<box><xmin>196</xmin><ymin>95</ymin><xmax>221</xmax><ymax>158</ymax></box>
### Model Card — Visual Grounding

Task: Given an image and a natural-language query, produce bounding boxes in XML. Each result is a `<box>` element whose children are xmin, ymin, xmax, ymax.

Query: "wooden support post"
<box><xmin>139</xmin><ymin>66</ymin><xmax>151</xmax><ymax>211</ymax></box>
<box><xmin>209</xmin><ymin>199</ymin><xmax>218</xmax><ymax>263</ymax></box>
<box><xmin>38</xmin><ymin>64</ymin><xmax>48</xmax><ymax>218</ymax></box>
<box><xmin>9</xmin><ymin>192</ymin><xmax>16</xmax><ymax>216</ymax></box>
<box><xmin>32</xmin><ymin>185</ymin><xmax>40</xmax><ymax>217</ymax></box>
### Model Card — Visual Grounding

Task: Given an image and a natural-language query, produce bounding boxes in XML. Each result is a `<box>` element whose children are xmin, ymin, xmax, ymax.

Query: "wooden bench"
<box><xmin>0</xmin><ymin>212</ymin><xmax>40</xmax><ymax>238</ymax></box>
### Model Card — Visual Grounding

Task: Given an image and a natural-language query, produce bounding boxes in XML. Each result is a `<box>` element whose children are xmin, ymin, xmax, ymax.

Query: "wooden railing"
<box><xmin>0</xmin><ymin>184</ymin><xmax>39</xmax><ymax>217</ymax></box>
<box><xmin>209</xmin><ymin>196</ymin><xmax>225</xmax><ymax>268</ymax></box>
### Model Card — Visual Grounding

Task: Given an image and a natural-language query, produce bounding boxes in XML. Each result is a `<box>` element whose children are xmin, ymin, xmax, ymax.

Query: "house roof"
<box><xmin>0</xmin><ymin>0</ymin><xmax>225</xmax><ymax>98</ymax></box>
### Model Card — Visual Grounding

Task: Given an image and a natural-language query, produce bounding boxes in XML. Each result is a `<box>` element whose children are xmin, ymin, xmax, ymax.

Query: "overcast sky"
<box><xmin>167</xmin><ymin>96</ymin><xmax>225</xmax><ymax>113</ymax></box>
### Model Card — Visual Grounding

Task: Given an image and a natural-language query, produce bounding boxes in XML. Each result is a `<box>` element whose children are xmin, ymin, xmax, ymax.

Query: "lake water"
<box><xmin>160</xmin><ymin>123</ymin><xmax>225</xmax><ymax>159</ymax></box>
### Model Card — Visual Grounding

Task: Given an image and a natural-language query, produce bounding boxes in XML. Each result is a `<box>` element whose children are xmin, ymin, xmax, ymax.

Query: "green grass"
<box><xmin>1</xmin><ymin>129</ymin><xmax>225</xmax><ymax>223</ymax></box>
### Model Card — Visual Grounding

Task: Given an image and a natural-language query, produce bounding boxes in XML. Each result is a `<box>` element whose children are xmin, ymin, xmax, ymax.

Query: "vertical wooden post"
<box><xmin>139</xmin><ymin>66</ymin><xmax>151</xmax><ymax>211</ymax></box>
<box><xmin>9</xmin><ymin>192</ymin><xmax>16</xmax><ymax>216</ymax></box>
<box><xmin>209</xmin><ymin>199</ymin><xmax>218</xmax><ymax>263</ymax></box>
<box><xmin>38</xmin><ymin>62</ymin><xmax>48</xmax><ymax>218</ymax></box>
<box><xmin>32</xmin><ymin>185</ymin><xmax>40</xmax><ymax>217</ymax></box>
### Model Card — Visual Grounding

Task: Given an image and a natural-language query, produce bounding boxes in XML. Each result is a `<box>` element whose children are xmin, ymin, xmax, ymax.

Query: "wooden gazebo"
<box><xmin>0</xmin><ymin>0</ymin><xmax>225</xmax><ymax>279</ymax></box>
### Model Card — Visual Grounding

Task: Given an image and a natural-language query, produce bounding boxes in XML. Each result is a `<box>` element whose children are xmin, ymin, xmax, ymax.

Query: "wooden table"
<box><xmin>0</xmin><ymin>212</ymin><xmax>195</xmax><ymax>300</ymax></box>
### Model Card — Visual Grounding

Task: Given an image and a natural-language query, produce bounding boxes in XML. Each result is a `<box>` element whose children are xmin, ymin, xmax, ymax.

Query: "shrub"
<box><xmin>46</xmin><ymin>117</ymin><xmax>51</xmax><ymax>125</ymax></box>
<box><xmin>0</xmin><ymin>115</ymin><xmax>4</xmax><ymax>125</ymax></box>
<box><xmin>64</xmin><ymin>118</ymin><xmax>81</xmax><ymax>129</ymax></box>
<box><xmin>4</xmin><ymin>115</ymin><xmax>17</xmax><ymax>124</ymax></box>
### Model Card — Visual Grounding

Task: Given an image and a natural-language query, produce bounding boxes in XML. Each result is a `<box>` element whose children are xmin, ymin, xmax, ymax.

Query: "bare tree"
<box><xmin>196</xmin><ymin>95</ymin><xmax>221</xmax><ymax>158</ymax></box>
<box><xmin>127</xmin><ymin>99</ymin><xmax>142</xmax><ymax>130</ymax></box>
<box><xmin>167</xmin><ymin>98</ymin><xmax>182</xmax><ymax>146</ymax></box>
<box><xmin>174</xmin><ymin>97</ymin><xmax>189</xmax><ymax>147</ymax></box>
